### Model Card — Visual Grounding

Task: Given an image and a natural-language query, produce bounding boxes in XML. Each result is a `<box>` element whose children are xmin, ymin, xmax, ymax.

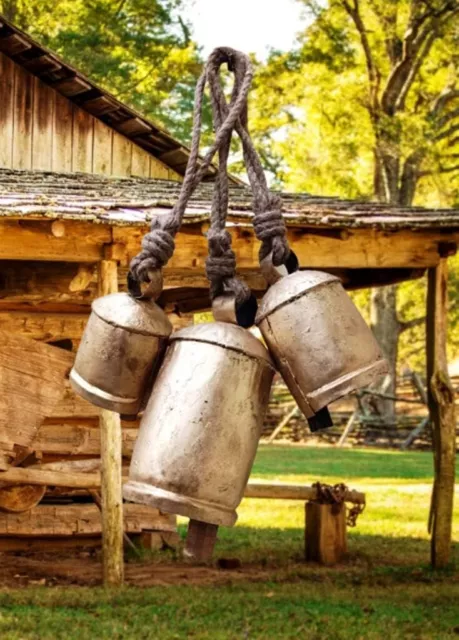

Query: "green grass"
<box><xmin>1</xmin><ymin>445</ymin><xmax>458</xmax><ymax>639</ymax></box>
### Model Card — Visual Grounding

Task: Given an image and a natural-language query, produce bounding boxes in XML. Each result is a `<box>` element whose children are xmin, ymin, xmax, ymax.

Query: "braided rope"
<box><xmin>129</xmin><ymin>48</ymin><xmax>253</xmax><ymax>302</ymax></box>
<box><xmin>129</xmin><ymin>47</ymin><xmax>293</xmax><ymax>302</ymax></box>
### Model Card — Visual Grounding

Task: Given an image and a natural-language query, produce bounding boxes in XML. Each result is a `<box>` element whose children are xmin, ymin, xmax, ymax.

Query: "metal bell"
<box><xmin>255</xmin><ymin>264</ymin><xmax>388</xmax><ymax>419</ymax></box>
<box><xmin>123</xmin><ymin>304</ymin><xmax>275</xmax><ymax>527</ymax></box>
<box><xmin>70</xmin><ymin>283</ymin><xmax>172</xmax><ymax>418</ymax></box>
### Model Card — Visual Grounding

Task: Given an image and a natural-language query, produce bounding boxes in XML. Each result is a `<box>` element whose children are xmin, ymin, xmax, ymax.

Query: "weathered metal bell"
<box><xmin>123</xmin><ymin>303</ymin><xmax>275</xmax><ymax>527</ymax></box>
<box><xmin>256</xmin><ymin>263</ymin><xmax>388</xmax><ymax>419</ymax></box>
<box><xmin>70</xmin><ymin>276</ymin><xmax>172</xmax><ymax>418</ymax></box>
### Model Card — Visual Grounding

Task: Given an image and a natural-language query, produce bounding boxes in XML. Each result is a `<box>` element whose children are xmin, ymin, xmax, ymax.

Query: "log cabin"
<box><xmin>0</xmin><ymin>15</ymin><xmax>457</xmax><ymax>573</ymax></box>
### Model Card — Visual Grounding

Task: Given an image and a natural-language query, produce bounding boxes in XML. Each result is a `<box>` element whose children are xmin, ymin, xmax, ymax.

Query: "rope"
<box><xmin>207</xmin><ymin>51</ymin><xmax>291</xmax><ymax>266</ymax></box>
<box><xmin>129</xmin><ymin>47</ymin><xmax>294</xmax><ymax>301</ymax></box>
<box><xmin>129</xmin><ymin>47</ymin><xmax>253</xmax><ymax>297</ymax></box>
<box><xmin>205</xmin><ymin>48</ymin><xmax>252</xmax><ymax>303</ymax></box>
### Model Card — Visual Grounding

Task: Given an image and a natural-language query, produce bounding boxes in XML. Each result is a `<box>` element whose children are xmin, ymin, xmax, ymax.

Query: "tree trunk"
<box><xmin>369</xmin><ymin>151</ymin><xmax>419</xmax><ymax>422</ymax></box>
<box><xmin>370</xmin><ymin>285</ymin><xmax>399</xmax><ymax>420</ymax></box>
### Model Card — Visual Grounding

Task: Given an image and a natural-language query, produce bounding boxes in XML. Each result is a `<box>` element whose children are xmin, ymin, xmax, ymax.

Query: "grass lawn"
<box><xmin>0</xmin><ymin>445</ymin><xmax>458</xmax><ymax>639</ymax></box>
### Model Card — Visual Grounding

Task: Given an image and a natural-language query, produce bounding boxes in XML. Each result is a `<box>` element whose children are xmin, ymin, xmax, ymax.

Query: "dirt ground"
<box><xmin>0</xmin><ymin>551</ymin><xmax>284</xmax><ymax>589</ymax></box>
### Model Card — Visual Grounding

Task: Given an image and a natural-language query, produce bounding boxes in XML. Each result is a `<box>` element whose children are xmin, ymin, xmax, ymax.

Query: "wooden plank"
<box><xmin>117</xmin><ymin>117</ymin><xmax>151</xmax><ymax>136</ymax></box>
<box><xmin>131</xmin><ymin>145</ymin><xmax>150</xmax><ymax>177</ymax></box>
<box><xmin>32</xmin><ymin>77</ymin><xmax>55</xmax><ymax>171</ymax></box>
<box><xmin>0</xmin><ymin>261</ymin><xmax>96</xmax><ymax>308</ymax></box>
<box><xmin>0</xmin><ymin>503</ymin><xmax>174</xmax><ymax>537</ymax></box>
<box><xmin>82</xmin><ymin>95</ymin><xmax>119</xmax><ymax>116</ymax></box>
<box><xmin>52</xmin><ymin>93</ymin><xmax>73</xmax><ymax>172</ymax></box>
<box><xmin>150</xmin><ymin>156</ymin><xmax>171</xmax><ymax>180</ymax></box>
<box><xmin>112</xmin><ymin>132</ymin><xmax>132</xmax><ymax>176</ymax></box>
<box><xmin>33</xmin><ymin>422</ymin><xmax>139</xmax><ymax>457</ymax></box>
<box><xmin>0</xmin><ymin>33</ymin><xmax>31</xmax><ymax>56</ymax></box>
<box><xmin>54</xmin><ymin>76</ymin><xmax>92</xmax><ymax>97</ymax></box>
<box><xmin>114</xmin><ymin>226</ymin><xmax>445</xmax><ymax>272</ymax></box>
<box><xmin>93</xmin><ymin>119</ymin><xmax>113</xmax><ymax>175</ymax></box>
<box><xmin>0</xmin><ymin>311</ymin><xmax>88</xmax><ymax>343</ymax></box>
<box><xmin>0</xmin><ymin>53</ymin><xmax>14</xmax><ymax>168</ymax></box>
<box><xmin>98</xmin><ymin>259</ymin><xmax>124</xmax><ymax>587</ymax></box>
<box><xmin>72</xmin><ymin>107</ymin><xmax>93</xmax><ymax>173</ymax></box>
<box><xmin>23</xmin><ymin>54</ymin><xmax>61</xmax><ymax>74</ymax></box>
<box><xmin>12</xmin><ymin>64</ymin><xmax>33</xmax><ymax>170</ymax></box>
<box><xmin>427</xmin><ymin>259</ymin><xmax>456</xmax><ymax>569</ymax></box>
<box><xmin>0</xmin><ymin>220</ymin><xmax>111</xmax><ymax>261</ymax></box>
<box><xmin>0</xmin><ymin>331</ymin><xmax>73</xmax><ymax>468</ymax></box>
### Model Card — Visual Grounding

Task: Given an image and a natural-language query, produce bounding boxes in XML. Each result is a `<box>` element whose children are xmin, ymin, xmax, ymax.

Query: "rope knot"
<box><xmin>253</xmin><ymin>201</ymin><xmax>290</xmax><ymax>266</ymax></box>
<box><xmin>206</xmin><ymin>229</ymin><xmax>236</xmax><ymax>280</ymax></box>
<box><xmin>129</xmin><ymin>219</ymin><xmax>175</xmax><ymax>283</ymax></box>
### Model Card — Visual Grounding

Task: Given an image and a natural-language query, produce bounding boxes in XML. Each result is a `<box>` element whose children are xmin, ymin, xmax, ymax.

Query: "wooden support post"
<box><xmin>305</xmin><ymin>502</ymin><xmax>347</xmax><ymax>566</ymax></box>
<box><xmin>426</xmin><ymin>259</ymin><xmax>456</xmax><ymax>569</ymax></box>
<box><xmin>98</xmin><ymin>258</ymin><xmax>124</xmax><ymax>586</ymax></box>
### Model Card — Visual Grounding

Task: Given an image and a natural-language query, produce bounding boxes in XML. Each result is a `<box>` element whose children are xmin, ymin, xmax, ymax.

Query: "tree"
<box><xmin>247</xmin><ymin>0</ymin><xmax>459</xmax><ymax>411</ymax></box>
<box><xmin>0</xmin><ymin>0</ymin><xmax>204</xmax><ymax>141</ymax></box>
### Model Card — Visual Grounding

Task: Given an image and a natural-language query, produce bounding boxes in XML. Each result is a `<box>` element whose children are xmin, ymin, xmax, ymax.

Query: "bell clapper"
<box><xmin>184</xmin><ymin>519</ymin><xmax>219</xmax><ymax>564</ymax></box>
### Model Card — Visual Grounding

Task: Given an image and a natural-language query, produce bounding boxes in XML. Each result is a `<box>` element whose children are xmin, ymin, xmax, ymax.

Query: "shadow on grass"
<box><xmin>174</xmin><ymin>523</ymin><xmax>459</xmax><ymax>573</ymax></box>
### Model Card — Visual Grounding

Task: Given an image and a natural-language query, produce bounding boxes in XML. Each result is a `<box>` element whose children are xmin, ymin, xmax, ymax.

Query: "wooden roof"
<box><xmin>0</xmin><ymin>16</ymin><xmax>217</xmax><ymax>180</ymax></box>
<box><xmin>0</xmin><ymin>169</ymin><xmax>458</xmax><ymax>231</ymax></box>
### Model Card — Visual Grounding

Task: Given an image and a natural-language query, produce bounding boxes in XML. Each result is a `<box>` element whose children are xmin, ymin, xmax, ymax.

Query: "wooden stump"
<box><xmin>305</xmin><ymin>501</ymin><xmax>347</xmax><ymax>566</ymax></box>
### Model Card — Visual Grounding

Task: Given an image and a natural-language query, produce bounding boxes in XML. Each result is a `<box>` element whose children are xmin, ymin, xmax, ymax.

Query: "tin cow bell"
<box><xmin>124</xmin><ymin>309</ymin><xmax>274</xmax><ymax>527</ymax></box>
<box><xmin>256</xmin><ymin>266</ymin><xmax>388</xmax><ymax>420</ymax></box>
<box><xmin>70</xmin><ymin>284</ymin><xmax>172</xmax><ymax>419</ymax></box>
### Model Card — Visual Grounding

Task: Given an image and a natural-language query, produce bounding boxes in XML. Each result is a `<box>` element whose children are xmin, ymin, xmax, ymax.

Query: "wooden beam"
<box><xmin>0</xmin><ymin>503</ymin><xmax>174</xmax><ymax>537</ymax></box>
<box><xmin>245</xmin><ymin>482</ymin><xmax>365</xmax><ymax>504</ymax></box>
<box><xmin>0</xmin><ymin>219</ymin><xmax>454</xmax><ymax>270</ymax></box>
<box><xmin>0</xmin><ymin>466</ymin><xmax>101</xmax><ymax>488</ymax></box>
<box><xmin>0</xmin><ymin>221</ymin><xmax>111</xmax><ymax>261</ymax></box>
<box><xmin>98</xmin><ymin>258</ymin><xmax>124</xmax><ymax>587</ymax></box>
<box><xmin>426</xmin><ymin>259</ymin><xmax>456</xmax><ymax>569</ymax></box>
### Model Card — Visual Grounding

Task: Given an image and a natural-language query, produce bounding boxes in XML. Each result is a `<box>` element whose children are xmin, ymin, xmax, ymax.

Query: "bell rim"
<box><xmin>69</xmin><ymin>368</ymin><xmax>139</xmax><ymax>418</ymax></box>
<box><xmin>171</xmin><ymin>322</ymin><xmax>274</xmax><ymax>368</ymax></box>
<box><xmin>92</xmin><ymin>292</ymin><xmax>172</xmax><ymax>337</ymax></box>
<box><xmin>123</xmin><ymin>481</ymin><xmax>237</xmax><ymax>527</ymax></box>
<box><xmin>255</xmin><ymin>270</ymin><xmax>339</xmax><ymax>324</ymax></box>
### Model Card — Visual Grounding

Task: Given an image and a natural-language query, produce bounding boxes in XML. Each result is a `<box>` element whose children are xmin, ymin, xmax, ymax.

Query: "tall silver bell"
<box><xmin>70</xmin><ymin>285</ymin><xmax>172</xmax><ymax>418</ymax></box>
<box><xmin>255</xmin><ymin>267</ymin><xmax>388</xmax><ymax>419</ymax></box>
<box><xmin>123</xmin><ymin>317</ymin><xmax>274</xmax><ymax>526</ymax></box>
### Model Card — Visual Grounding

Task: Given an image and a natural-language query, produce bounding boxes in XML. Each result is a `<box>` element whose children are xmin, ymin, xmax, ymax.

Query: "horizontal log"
<box><xmin>0</xmin><ymin>503</ymin><xmax>175</xmax><ymax>536</ymax></box>
<box><xmin>0</xmin><ymin>469</ymin><xmax>366</xmax><ymax>505</ymax></box>
<box><xmin>0</xmin><ymin>220</ymin><xmax>111</xmax><ymax>261</ymax></box>
<box><xmin>245</xmin><ymin>482</ymin><xmax>365</xmax><ymax>505</ymax></box>
<box><xmin>0</xmin><ymin>467</ymin><xmax>102</xmax><ymax>488</ymax></box>
<box><xmin>33</xmin><ymin>422</ymin><xmax>139</xmax><ymax>456</ymax></box>
<box><xmin>0</xmin><ymin>218</ymin><xmax>454</xmax><ymax>269</ymax></box>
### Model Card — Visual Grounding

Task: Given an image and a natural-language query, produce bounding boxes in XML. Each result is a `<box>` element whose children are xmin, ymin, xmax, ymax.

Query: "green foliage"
<box><xmin>0</xmin><ymin>0</ymin><xmax>207</xmax><ymax>141</ymax></box>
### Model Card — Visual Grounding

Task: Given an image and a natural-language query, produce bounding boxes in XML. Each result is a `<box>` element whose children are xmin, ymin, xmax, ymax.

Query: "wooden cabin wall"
<box><xmin>0</xmin><ymin>52</ymin><xmax>181</xmax><ymax>181</ymax></box>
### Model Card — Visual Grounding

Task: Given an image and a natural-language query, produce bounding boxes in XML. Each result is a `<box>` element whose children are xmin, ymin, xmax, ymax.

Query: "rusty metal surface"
<box><xmin>124</xmin><ymin>322</ymin><xmax>274</xmax><ymax>526</ymax></box>
<box><xmin>256</xmin><ymin>271</ymin><xmax>388</xmax><ymax>418</ymax></box>
<box><xmin>70</xmin><ymin>293</ymin><xmax>172</xmax><ymax>417</ymax></box>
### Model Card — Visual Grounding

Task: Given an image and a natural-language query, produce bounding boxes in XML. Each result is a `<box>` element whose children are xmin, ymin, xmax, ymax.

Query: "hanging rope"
<box><xmin>129</xmin><ymin>48</ymin><xmax>253</xmax><ymax>303</ymax></box>
<box><xmin>129</xmin><ymin>46</ymin><xmax>294</xmax><ymax>303</ymax></box>
<box><xmin>207</xmin><ymin>50</ymin><xmax>291</xmax><ymax>266</ymax></box>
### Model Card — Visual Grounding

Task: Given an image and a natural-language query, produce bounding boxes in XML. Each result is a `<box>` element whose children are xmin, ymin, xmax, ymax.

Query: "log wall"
<box><xmin>0</xmin><ymin>52</ymin><xmax>180</xmax><ymax>181</ymax></box>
